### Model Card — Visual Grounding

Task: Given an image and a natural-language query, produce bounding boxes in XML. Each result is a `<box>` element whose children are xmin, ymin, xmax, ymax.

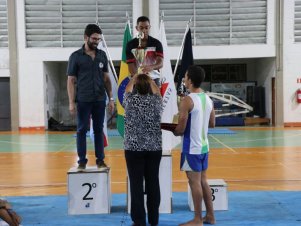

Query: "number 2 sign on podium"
<box><xmin>67</xmin><ymin>167</ymin><xmax>111</xmax><ymax>215</ymax></box>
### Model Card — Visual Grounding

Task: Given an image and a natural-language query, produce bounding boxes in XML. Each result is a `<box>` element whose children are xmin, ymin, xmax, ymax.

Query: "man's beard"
<box><xmin>87</xmin><ymin>40</ymin><xmax>98</xmax><ymax>50</ymax></box>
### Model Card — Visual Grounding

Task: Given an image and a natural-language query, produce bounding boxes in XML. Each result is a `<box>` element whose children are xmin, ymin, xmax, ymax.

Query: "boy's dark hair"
<box><xmin>137</xmin><ymin>16</ymin><xmax>150</xmax><ymax>24</ymax></box>
<box><xmin>84</xmin><ymin>24</ymin><xmax>102</xmax><ymax>36</ymax></box>
<box><xmin>186</xmin><ymin>65</ymin><xmax>205</xmax><ymax>88</ymax></box>
<box><xmin>135</xmin><ymin>74</ymin><xmax>151</xmax><ymax>95</ymax></box>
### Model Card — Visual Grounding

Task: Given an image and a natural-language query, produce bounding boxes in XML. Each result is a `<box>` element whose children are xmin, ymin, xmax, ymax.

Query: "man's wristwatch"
<box><xmin>109</xmin><ymin>97</ymin><xmax>114</xmax><ymax>102</ymax></box>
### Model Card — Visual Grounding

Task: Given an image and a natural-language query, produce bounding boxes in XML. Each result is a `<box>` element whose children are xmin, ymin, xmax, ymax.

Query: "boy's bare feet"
<box><xmin>179</xmin><ymin>218</ymin><xmax>203</xmax><ymax>226</ymax></box>
<box><xmin>202</xmin><ymin>215</ymin><xmax>216</xmax><ymax>224</ymax></box>
<box><xmin>0</xmin><ymin>209</ymin><xmax>21</xmax><ymax>226</ymax></box>
<box><xmin>8</xmin><ymin>209</ymin><xmax>22</xmax><ymax>226</ymax></box>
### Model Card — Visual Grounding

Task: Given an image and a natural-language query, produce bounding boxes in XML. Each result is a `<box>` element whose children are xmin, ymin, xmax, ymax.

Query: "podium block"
<box><xmin>68</xmin><ymin>166</ymin><xmax>111</xmax><ymax>215</ymax></box>
<box><xmin>188</xmin><ymin>179</ymin><xmax>228</xmax><ymax>211</ymax></box>
<box><xmin>0</xmin><ymin>221</ymin><xmax>23</xmax><ymax>226</ymax></box>
<box><xmin>127</xmin><ymin>154</ymin><xmax>172</xmax><ymax>213</ymax></box>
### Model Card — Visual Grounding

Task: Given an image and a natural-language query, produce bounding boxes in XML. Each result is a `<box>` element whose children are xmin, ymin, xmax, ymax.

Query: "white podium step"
<box><xmin>0</xmin><ymin>221</ymin><xmax>23</xmax><ymax>226</ymax></box>
<box><xmin>67</xmin><ymin>166</ymin><xmax>111</xmax><ymax>215</ymax></box>
<box><xmin>188</xmin><ymin>179</ymin><xmax>228</xmax><ymax>211</ymax></box>
<box><xmin>127</xmin><ymin>154</ymin><xmax>172</xmax><ymax>213</ymax></box>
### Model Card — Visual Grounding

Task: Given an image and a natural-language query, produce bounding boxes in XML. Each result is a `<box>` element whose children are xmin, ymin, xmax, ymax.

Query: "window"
<box><xmin>229</xmin><ymin>64</ymin><xmax>246</xmax><ymax>81</ymax></box>
<box><xmin>0</xmin><ymin>0</ymin><xmax>8</xmax><ymax>47</ymax></box>
<box><xmin>211</xmin><ymin>64</ymin><xmax>229</xmax><ymax>82</ymax></box>
<box><xmin>295</xmin><ymin>0</ymin><xmax>301</xmax><ymax>42</ymax></box>
<box><xmin>203</xmin><ymin>64</ymin><xmax>246</xmax><ymax>82</ymax></box>
<box><xmin>159</xmin><ymin>0</ymin><xmax>267</xmax><ymax>46</ymax></box>
<box><xmin>24</xmin><ymin>0</ymin><xmax>132</xmax><ymax>47</ymax></box>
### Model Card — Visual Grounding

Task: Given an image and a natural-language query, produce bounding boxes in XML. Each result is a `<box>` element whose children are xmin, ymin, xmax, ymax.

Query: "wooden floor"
<box><xmin>0</xmin><ymin>127</ymin><xmax>301</xmax><ymax>196</ymax></box>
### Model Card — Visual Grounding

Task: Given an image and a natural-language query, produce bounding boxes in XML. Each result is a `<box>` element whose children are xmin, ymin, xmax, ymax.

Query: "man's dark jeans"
<box><xmin>76</xmin><ymin>101</ymin><xmax>106</xmax><ymax>165</ymax></box>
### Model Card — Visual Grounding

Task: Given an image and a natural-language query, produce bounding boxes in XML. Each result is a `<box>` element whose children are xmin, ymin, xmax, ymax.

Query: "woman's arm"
<box><xmin>125</xmin><ymin>73</ymin><xmax>138</xmax><ymax>93</ymax></box>
<box><xmin>150</xmin><ymin>79</ymin><xmax>160</xmax><ymax>95</ymax></box>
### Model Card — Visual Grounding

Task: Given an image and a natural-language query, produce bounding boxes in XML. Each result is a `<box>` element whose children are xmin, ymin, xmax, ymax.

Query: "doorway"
<box><xmin>0</xmin><ymin>78</ymin><xmax>11</xmax><ymax>130</ymax></box>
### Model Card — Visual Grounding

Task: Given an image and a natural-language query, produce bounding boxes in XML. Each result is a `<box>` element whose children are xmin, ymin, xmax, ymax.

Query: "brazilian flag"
<box><xmin>117</xmin><ymin>22</ymin><xmax>132</xmax><ymax>137</ymax></box>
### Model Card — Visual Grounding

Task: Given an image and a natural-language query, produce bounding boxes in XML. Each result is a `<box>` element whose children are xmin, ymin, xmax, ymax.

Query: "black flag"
<box><xmin>176</xmin><ymin>28</ymin><xmax>193</xmax><ymax>95</ymax></box>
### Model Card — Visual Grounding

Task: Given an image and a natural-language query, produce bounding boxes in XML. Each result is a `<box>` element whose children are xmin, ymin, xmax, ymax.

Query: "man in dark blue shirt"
<box><xmin>67</xmin><ymin>24</ymin><xmax>114</xmax><ymax>170</ymax></box>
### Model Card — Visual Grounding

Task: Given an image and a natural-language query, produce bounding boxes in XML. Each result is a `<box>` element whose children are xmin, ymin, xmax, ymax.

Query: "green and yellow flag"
<box><xmin>117</xmin><ymin>21</ymin><xmax>132</xmax><ymax>137</ymax></box>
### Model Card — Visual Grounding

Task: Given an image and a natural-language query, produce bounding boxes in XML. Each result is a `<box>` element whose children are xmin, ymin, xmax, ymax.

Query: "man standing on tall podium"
<box><xmin>126</xmin><ymin>16</ymin><xmax>164</xmax><ymax>87</ymax></box>
<box><xmin>67</xmin><ymin>24</ymin><xmax>114</xmax><ymax>170</ymax></box>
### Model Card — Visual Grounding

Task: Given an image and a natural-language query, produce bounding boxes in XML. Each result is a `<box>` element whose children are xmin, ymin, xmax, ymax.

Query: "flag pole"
<box><xmin>101</xmin><ymin>34</ymin><xmax>118</xmax><ymax>83</ymax></box>
<box><xmin>126</xmin><ymin>11</ymin><xmax>131</xmax><ymax>34</ymax></box>
<box><xmin>173</xmin><ymin>17</ymin><xmax>192</xmax><ymax>78</ymax></box>
<box><xmin>158</xmin><ymin>12</ymin><xmax>182</xmax><ymax>152</ymax></box>
<box><xmin>160</xmin><ymin>11</ymin><xmax>164</xmax><ymax>26</ymax></box>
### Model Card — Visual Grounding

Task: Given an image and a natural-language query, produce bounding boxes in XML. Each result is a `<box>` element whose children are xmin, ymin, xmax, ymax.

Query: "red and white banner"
<box><xmin>159</xmin><ymin>20</ymin><xmax>181</xmax><ymax>154</ymax></box>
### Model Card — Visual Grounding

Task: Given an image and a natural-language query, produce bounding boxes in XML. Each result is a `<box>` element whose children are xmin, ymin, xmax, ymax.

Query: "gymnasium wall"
<box><xmin>0</xmin><ymin>49</ymin><xmax>9</xmax><ymax>77</ymax></box>
<box><xmin>15</xmin><ymin>0</ymin><xmax>278</xmax><ymax>128</ymax></box>
<box><xmin>255</xmin><ymin>58</ymin><xmax>276</xmax><ymax>119</ymax></box>
<box><xmin>44</xmin><ymin>62</ymin><xmax>72</xmax><ymax>129</ymax></box>
<box><xmin>283</xmin><ymin>1</ymin><xmax>301</xmax><ymax>125</ymax></box>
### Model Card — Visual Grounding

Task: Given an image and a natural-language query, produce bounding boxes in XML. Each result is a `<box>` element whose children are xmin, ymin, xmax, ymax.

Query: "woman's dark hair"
<box><xmin>135</xmin><ymin>74</ymin><xmax>151</xmax><ymax>95</ymax></box>
<box><xmin>84</xmin><ymin>24</ymin><xmax>102</xmax><ymax>36</ymax></box>
<box><xmin>186</xmin><ymin>65</ymin><xmax>205</xmax><ymax>88</ymax></box>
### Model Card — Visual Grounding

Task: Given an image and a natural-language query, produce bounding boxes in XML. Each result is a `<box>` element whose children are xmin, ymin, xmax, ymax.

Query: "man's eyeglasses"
<box><xmin>90</xmin><ymin>37</ymin><xmax>102</xmax><ymax>42</ymax></box>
